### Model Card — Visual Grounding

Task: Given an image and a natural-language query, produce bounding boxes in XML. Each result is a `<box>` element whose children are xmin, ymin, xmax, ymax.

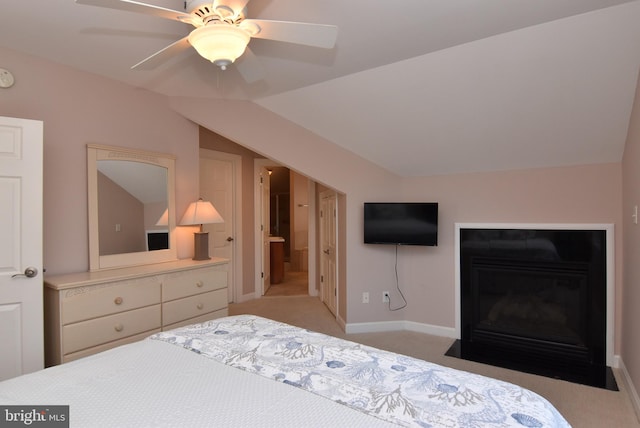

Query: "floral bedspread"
<box><xmin>149</xmin><ymin>315</ymin><xmax>570</xmax><ymax>427</ymax></box>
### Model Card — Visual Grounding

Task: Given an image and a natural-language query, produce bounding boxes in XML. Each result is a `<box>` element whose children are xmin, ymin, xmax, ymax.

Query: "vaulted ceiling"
<box><xmin>2</xmin><ymin>0</ymin><xmax>640</xmax><ymax>176</ymax></box>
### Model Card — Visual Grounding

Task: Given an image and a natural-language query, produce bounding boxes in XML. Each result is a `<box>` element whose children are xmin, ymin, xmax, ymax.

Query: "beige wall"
<box><xmin>170</xmin><ymin>97</ymin><xmax>623</xmax><ymax>339</ymax></box>
<box><xmin>0</xmin><ymin>46</ymin><xmax>200</xmax><ymax>275</ymax></box>
<box><xmin>97</xmin><ymin>171</ymin><xmax>145</xmax><ymax>255</ymax></box>
<box><xmin>199</xmin><ymin>127</ymin><xmax>264</xmax><ymax>296</ymax></box>
<box><xmin>400</xmin><ymin>164</ymin><xmax>623</xmax><ymax>347</ymax></box>
<box><xmin>622</xmin><ymin>69</ymin><xmax>640</xmax><ymax>408</ymax></box>
<box><xmin>3</xmin><ymin>44</ymin><xmax>637</xmax><ymax>399</ymax></box>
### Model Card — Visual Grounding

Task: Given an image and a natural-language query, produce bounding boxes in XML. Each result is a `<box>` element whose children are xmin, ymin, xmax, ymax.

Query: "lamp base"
<box><xmin>193</xmin><ymin>231</ymin><xmax>210</xmax><ymax>261</ymax></box>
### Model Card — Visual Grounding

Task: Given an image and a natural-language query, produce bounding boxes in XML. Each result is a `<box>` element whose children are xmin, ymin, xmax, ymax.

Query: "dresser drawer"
<box><xmin>63</xmin><ymin>329</ymin><xmax>161</xmax><ymax>364</ymax></box>
<box><xmin>62</xmin><ymin>277</ymin><xmax>161</xmax><ymax>325</ymax></box>
<box><xmin>63</xmin><ymin>305</ymin><xmax>161</xmax><ymax>354</ymax></box>
<box><xmin>162</xmin><ymin>288</ymin><xmax>227</xmax><ymax>326</ymax></box>
<box><xmin>163</xmin><ymin>266</ymin><xmax>227</xmax><ymax>301</ymax></box>
<box><xmin>163</xmin><ymin>308</ymin><xmax>228</xmax><ymax>331</ymax></box>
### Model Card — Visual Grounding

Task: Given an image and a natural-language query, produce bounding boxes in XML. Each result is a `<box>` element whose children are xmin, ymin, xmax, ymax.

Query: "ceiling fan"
<box><xmin>75</xmin><ymin>0</ymin><xmax>338</xmax><ymax>82</ymax></box>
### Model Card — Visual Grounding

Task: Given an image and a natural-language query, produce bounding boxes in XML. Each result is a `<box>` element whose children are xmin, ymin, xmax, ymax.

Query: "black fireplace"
<box><xmin>446</xmin><ymin>228</ymin><xmax>617</xmax><ymax>390</ymax></box>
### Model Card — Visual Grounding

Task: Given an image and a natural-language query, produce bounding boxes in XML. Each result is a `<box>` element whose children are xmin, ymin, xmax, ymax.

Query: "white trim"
<box><xmin>618</xmin><ymin>357</ymin><xmax>640</xmax><ymax>421</ymax></box>
<box><xmin>454</xmin><ymin>223</ymin><xmax>615</xmax><ymax>367</ymax></box>
<box><xmin>88</xmin><ymin>144</ymin><xmax>178</xmax><ymax>271</ymax></box>
<box><xmin>199</xmin><ymin>149</ymin><xmax>242</xmax><ymax>304</ymax></box>
<box><xmin>252</xmin><ymin>161</ymin><xmax>318</xmax><ymax>301</ymax></box>
<box><xmin>404</xmin><ymin>321</ymin><xmax>457</xmax><ymax>338</ymax></box>
<box><xmin>236</xmin><ymin>291</ymin><xmax>257</xmax><ymax>303</ymax></box>
<box><xmin>346</xmin><ymin>320</ymin><xmax>456</xmax><ymax>338</ymax></box>
<box><xmin>307</xmin><ymin>182</ymin><xmax>318</xmax><ymax>297</ymax></box>
<box><xmin>254</xmin><ymin>159</ymin><xmax>278</xmax><ymax>299</ymax></box>
<box><xmin>336</xmin><ymin>314</ymin><xmax>347</xmax><ymax>332</ymax></box>
<box><xmin>319</xmin><ymin>189</ymin><xmax>338</xmax><ymax>317</ymax></box>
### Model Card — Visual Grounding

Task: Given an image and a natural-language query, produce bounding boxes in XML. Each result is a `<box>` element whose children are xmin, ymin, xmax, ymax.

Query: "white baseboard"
<box><xmin>345</xmin><ymin>320</ymin><xmax>456</xmax><ymax>338</ymax></box>
<box><xmin>345</xmin><ymin>320</ymin><xmax>405</xmax><ymax>334</ymax></box>
<box><xmin>236</xmin><ymin>292</ymin><xmax>257</xmax><ymax>303</ymax></box>
<box><xmin>403</xmin><ymin>321</ymin><xmax>457</xmax><ymax>338</ymax></box>
<box><xmin>618</xmin><ymin>357</ymin><xmax>640</xmax><ymax>422</ymax></box>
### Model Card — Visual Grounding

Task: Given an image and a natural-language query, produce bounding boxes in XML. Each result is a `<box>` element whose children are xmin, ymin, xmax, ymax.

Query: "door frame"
<box><xmin>253</xmin><ymin>159</ymin><xmax>317</xmax><ymax>298</ymax></box>
<box><xmin>254</xmin><ymin>159</ymin><xmax>277</xmax><ymax>298</ymax></box>
<box><xmin>200</xmin><ymin>149</ymin><xmax>242</xmax><ymax>303</ymax></box>
<box><xmin>306</xmin><ymin>181</ymin><xmax>318</xmax><ymax>297</ymax></box>
<box><xmin>319</xmin><ymin>189</ymin><xmax>338</xmax><ymax>315</ymax></box>
<box><xmin>0</xmin><ymin>116</ymin><xmax>44</xmax><ymax>379</ymax></box>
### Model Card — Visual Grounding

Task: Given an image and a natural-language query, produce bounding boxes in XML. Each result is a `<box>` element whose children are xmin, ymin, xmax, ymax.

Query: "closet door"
<box><xmin>0</xmin><ymin>116</ymin><xmax>43</xmax><ymax>380</ymax></box>
<box><xmin>319</xmin><ymin>190</ymin><xmax>337</xmax><ymax>316</ymax></box>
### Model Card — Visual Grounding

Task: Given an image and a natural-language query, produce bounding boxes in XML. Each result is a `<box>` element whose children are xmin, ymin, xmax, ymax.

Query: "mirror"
<box><xmin>88</xmin><ymin>144</ymin><xmax>177</xmax><ymax>271</ymax></box>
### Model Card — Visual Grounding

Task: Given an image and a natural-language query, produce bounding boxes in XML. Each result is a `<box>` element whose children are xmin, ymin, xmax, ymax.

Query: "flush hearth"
<box><xmin>446</xmin><ymin>227</ymin><xmax>617</xmax><ymax>390</ymax></box>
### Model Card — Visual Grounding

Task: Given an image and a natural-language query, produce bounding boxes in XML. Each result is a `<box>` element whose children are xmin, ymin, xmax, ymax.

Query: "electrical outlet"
<box><xmin>362</xmin><ymin>292</ymin><xmax>369</xmax><ymax>304</ymax></box>
<box><xmin>383</xmin><ymin>291</ymin><xmax>390</xmax><ymax>303</ymax></box>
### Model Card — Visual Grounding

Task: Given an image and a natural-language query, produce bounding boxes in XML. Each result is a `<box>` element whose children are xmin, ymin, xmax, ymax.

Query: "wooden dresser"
<box><xmin>44</xmin><ymin>258</ymin><xmax>228</xmax><ymax>366</ymax></box>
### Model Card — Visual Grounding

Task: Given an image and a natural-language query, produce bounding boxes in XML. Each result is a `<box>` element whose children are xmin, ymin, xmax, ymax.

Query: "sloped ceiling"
<box><xmin>2</xmin><ymin>0</ymin><xmax>640</xmax><ymax>176</ymax></box>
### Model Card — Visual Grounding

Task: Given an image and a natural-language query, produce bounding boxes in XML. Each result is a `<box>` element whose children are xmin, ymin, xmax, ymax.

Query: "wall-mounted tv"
<box><xmin>364</xmin><ymin>202</ymin><xmax>438</xmax><ymax>246</ymax></box>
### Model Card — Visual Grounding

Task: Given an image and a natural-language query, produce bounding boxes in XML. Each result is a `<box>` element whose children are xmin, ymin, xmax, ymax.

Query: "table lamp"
<box><xmin>180</xmin><ymin>198</ymin><xmax>224</xmax><ymax>260</ymax></box>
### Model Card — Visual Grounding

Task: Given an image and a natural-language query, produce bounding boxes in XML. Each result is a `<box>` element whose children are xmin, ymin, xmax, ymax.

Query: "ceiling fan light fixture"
<box><xmin>188</xmin><ymin>25</ymin><xmax>250</xmax><ymax>69</ymax></box>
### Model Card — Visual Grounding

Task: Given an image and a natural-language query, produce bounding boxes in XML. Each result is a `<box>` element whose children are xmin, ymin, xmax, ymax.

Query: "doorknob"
<box><xmin>12</xmin><ymin>267</ymin><xmax>38</xmax><ymax>278</ymax></box>
<box><xmin>323</xmin><ymin>249</ymin><xmax>330</xmax><ymax>255</ymax></box>
<box><xmin>226</xmin><ymin>236</ymin><xmax>234</xmax><ymax>242</ymax></box>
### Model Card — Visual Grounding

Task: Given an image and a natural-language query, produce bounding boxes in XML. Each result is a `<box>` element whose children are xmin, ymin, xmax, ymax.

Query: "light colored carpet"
<box><xmin>264</xmin><ymin>270</ymin><xmax>308</xmax><ymax>297</ymax></box>
<box><xmin>229</xmin><ymin>295</ymin><xmax>640</xmax><ymax>428</ymax></box>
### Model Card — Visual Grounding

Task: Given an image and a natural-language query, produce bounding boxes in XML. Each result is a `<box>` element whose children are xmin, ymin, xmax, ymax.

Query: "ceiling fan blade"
<box><xmin>242</xmin><ymin>19</ymin><xmax>337</xmax><ymax>49</ymax></box>
<box><xmin>75</xmin><ymin>0</ymin><xmax>192</xmax><ymax>23</ymax></box>
<box><xmin>235</xmin><ymin>46</ymin><xmax>265</xmax><ymax>83</ymax></box>
<box><xmin>131</xmin><ymin>36</ymin><xmax>191</xmax><ymax>70</ymax></box>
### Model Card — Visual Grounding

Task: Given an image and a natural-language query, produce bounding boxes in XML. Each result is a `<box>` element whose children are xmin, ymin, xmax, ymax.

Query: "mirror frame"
<box><xmin>88</xmin><ymin>144</ymin><xmax>177</xmax><ymax>271</ymax></box>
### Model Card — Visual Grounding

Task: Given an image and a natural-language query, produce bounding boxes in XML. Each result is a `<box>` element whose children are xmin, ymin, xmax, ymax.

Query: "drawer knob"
<box><xmin>114</xmin><ymin>296</ymin><xmax>124</xmax><ymax>305</ymax></box>
<box><xmin>197</xmin><ymin>303</ymin><xmax>204</xmax><ymax>310</ymax></box>
<box><xmin>114</xmin><ymin>323</ymin><xmax>124</xmax><ymax>332</ymax></box>
<box><xmin>196</xmin><ymin>280</ymin><xmax>204</xmax><ymax>288</ymax></box>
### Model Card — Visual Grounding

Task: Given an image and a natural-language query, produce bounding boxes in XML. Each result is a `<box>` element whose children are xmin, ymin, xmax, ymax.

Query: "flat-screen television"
<box><xmin>364</xmin><ymin>202</ymin><xmax>438</xmax><ymax>246</ymax></box>
<box><xmin>146</xmin><ymin>230</ymin><xmax>169</xmax><ymax>251</ymax></box>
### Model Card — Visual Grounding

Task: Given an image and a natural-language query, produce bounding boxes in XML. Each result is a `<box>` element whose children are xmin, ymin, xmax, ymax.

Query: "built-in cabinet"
<box><xmin>44</xmin><ymin>258</ymin><xmax>228</xmax><ymax>366</ymax></box>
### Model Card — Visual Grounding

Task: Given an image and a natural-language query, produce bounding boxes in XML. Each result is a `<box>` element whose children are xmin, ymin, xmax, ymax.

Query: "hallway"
<box><xmin>264</xmin><ymin>268</ymin><xmax>308</xmax><ymax>297</ymax></box>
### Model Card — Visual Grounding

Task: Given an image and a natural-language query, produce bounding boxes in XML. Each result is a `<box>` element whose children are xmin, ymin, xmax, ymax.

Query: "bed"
<box><xmin>0</xmin><ymin>315</ymin><xmax>570</xmax><ymax>427</ymax></box>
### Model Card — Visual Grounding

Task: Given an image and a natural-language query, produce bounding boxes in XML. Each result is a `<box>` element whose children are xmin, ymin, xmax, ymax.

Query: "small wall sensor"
<box><xmin>0</xmin><ymin>68</ymin><xmax>15</xmax><ymax>88</ymax></box>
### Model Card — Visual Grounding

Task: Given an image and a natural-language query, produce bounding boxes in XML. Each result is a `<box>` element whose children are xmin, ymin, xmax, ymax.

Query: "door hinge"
<box><xmin>261</xmin><ymin>272</ymin><xmax>264</xmax><ymax>278</ymax></box>
<box><xmin>320</xmin><ymin>275</ymin><xmax>324</xmax><ymax>283</ymax></box>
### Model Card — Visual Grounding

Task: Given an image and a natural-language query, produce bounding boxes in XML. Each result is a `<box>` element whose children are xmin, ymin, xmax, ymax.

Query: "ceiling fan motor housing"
<box><xmin>186</xmin><ymin>0</ymin><xmax>245</xmax><ymax>25</ymax></box>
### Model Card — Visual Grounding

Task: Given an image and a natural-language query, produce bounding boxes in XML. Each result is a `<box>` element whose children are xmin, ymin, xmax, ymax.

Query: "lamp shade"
<box><xmin>188</xmin><ymin>25</ymin><xmax>250</xmax><ymax>69</ymax></box>
<box><xmin>180</xmin><ymin>198</ymin><xmax>224</xmax><ymax>226</ymax></box>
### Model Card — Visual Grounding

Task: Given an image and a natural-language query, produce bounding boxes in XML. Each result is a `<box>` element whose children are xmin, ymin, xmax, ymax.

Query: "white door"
<box><xmin>200</xmin><ymin>149</ymin><xmax>241</xmax><ymax>303</ymax></box>
<box><xmin>319</xmin><ymin>191</ymin><xmax>337</xmax><ymax>316</ymax></box>
<box><xmin>261</xmin><ymin>167</ymin><xmax>271</xmax><ymax>295</ymax></box>
<box><xmin>0</xmin><ymin>116</ymin><xmax>43</xmax><ymax>380</ymax></box>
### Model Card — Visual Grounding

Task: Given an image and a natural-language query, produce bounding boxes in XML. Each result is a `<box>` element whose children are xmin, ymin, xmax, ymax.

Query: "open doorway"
<box><xmin>254</xmin><ymin>160</ymin><xmax>316</xmax><ymax>298</ymax></box>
